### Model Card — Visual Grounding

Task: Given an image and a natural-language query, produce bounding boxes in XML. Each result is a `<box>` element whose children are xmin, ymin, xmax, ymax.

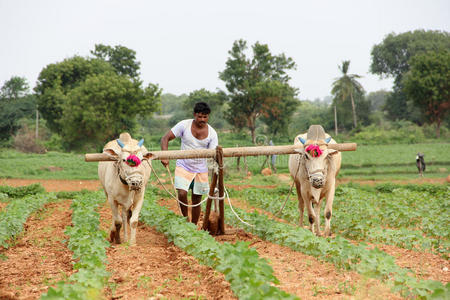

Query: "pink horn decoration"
<box><xmin>126</xmin><ymin>154</ymin><xmax>141</xmax><ymax>167</ymax></box>
<box><xmin>305</xmin><ymin>144</ymin><xmax>322</xmax><ymax>157</ymax></box>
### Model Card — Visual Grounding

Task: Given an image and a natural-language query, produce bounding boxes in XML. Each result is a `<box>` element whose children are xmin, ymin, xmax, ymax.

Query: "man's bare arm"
<box><xmin>160</xmin><ymin>130</ymin><xmax>176</xmax><ymax>166</ymax></box>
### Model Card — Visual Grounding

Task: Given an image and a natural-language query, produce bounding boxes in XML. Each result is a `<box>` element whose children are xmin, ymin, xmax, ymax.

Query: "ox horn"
<box><xmin>325</xmin><ymin>136</ymin><xmax>331</xmax><ymax>143</ymax></box>
<box><xmin>116</xmin><ymin>139</ymin><xmax>125</xmax><ymax>148</ymax></box>
<box><xmin>298</xmin><ymin>137</ymin><xmax>306</xmax><ymax>144</ymax></box>
<box><xmin>138</xmin><ymin>138</ymin><xmax>144</xmax><ymax>147</ymax></box>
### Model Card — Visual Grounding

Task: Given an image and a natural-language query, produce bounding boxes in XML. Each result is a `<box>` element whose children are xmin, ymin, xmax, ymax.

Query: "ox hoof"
<box><xmin>109</xmin><ymin>230</ymin><xmax>121</xmax><ymax>244</ymax></box>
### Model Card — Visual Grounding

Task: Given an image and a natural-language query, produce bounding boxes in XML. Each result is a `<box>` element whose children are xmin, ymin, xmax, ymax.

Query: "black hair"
<box><xmin>193</xmin><ymin>102</ymin><xmax>211</xmax><ymax>114</ymax></box>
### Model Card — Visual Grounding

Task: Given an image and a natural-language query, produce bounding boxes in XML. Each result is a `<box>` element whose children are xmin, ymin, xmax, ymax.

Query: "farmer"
<box><xmin>160</xmin><ymin>102</ymin><xmax>218</xmax><ymax>224</ymax></box>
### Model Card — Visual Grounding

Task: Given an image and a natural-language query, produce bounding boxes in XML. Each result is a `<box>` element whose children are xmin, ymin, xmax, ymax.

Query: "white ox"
<box><xmin>288</xmin><ymin>125</ymin><xmax>341</xmax><ymax>236</ymax></box>
<box><xmin>98</xmin><ymin>133</ymin><xmax>151</xmax><ymax>245</ymax></box>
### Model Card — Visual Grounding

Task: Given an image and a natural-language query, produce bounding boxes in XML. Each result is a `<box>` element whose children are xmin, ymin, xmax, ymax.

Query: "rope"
<box><xmin>165</xmin><ymin>164</ymin><xmax>182</xmax><ymax>214</ymax></box>
<box><xmin>272</xmin><ymin>153</ymin><xmax>302</xmax><ymax>219</ymax></box>
<box><xmin>224</xmin><ymin>187</ymin><xmax>254</xmax><ymax>227</ymax></box>
<box><xmin>149</xmin><ymin>160</ymin><xmax>254</xmax><ymax>227</ymax></box>
<box><xmin>148</xmin><ymin>161</ymin><xmax>213</xmax><ymax>209</ymax></box>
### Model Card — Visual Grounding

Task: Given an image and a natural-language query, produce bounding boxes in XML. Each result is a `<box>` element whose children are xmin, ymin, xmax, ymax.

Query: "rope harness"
<box><xmin>147</xmin><ymin>159</ymin><xmax>254</xmax><ymax>227</ymax></box>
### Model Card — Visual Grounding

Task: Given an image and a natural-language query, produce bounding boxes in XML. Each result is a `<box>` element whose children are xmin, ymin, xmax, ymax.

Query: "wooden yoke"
<box><xmin>85</xmin><ymin>143</ymin><xmax>357</xmax><ymax>162</ymax></box>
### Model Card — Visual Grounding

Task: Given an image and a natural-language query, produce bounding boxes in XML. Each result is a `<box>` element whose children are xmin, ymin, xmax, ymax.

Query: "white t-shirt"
<box><xmin>171</xmin><ymin>119</ymin><xmax>218</xmax><ymax>173</ymax></box>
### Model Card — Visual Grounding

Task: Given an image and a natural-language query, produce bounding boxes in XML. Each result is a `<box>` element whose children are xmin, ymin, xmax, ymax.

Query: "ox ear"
<box><xmin>104</xmin><ymin>148</ymin><xmax>119</xmax><ymax>159</ymax></box>
<box><xmin>143</xmin><ymin>151</ymin><xmax>153</xmax><ymax>160</ymax></box>
<box><xmin>298</xmin><ymin>137</ymin><xmax>306</xmax><ymax>144</ymax></box>
<box><xmin>325</xmin><ymin>136</ymin><xmax>332</xmax><ymax>143</ymax></box>
<box><xmin>138</xmin><ymin>138</ymin><xmax>144</xmax><ymax>147</ymax></box>
<box><xmin>329</xmin><ymin>150</ymin><xmax>339</xmax><ymax>156</ymax></box>
<box><xmin>116</xmin><ymin>139</ymin><xmax>125</xmax><ymax>148</ymax></box>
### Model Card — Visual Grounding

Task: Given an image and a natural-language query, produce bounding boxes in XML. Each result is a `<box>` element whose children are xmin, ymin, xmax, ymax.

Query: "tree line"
<box><xmin>0</xmin><ymin>29</ymin><xmax>449</xmax><ymax>151</ymax></box>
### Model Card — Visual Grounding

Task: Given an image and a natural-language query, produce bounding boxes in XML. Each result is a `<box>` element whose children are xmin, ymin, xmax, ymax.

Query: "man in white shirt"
<box><xmin>160</xmin><ymin>102</ymin><xmax>218</xmax><ymax>224</ymax></box>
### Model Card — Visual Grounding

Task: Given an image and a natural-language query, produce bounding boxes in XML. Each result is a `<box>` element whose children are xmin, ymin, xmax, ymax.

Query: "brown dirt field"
<box><xmin>0</xmin><ymin>178</ymin><xmax>102</xmax><ymax>192</ymax></box>
<box><xmin>0</xmin><ymin>201</ymin><xmax>74</xmax><ymax>299</ymax></box>
<box><xmin>97</xmin><ymin>201</ymin><xmax>235</xmax><ymax>299</ymax></box>
<box><xmin>159</xmin><ymin>197</ymin><xmax>401</xmax><ymax>299</ymax></box>
<box><xmin>1</xmin><ymin>178</ymin><xmax>448</xmax><ymax>299</ymax></box>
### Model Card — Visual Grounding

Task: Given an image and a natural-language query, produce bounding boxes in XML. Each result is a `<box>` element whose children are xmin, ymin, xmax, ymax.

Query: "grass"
<box><xmin>0</xmin><ymin>142</ymin><xmax>449</xmax><ymax>180</ymax></box>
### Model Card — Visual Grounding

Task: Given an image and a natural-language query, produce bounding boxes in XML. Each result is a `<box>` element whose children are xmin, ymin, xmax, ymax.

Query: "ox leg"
<box><xmin>129</xmin><ymin>193</ymin><xmax>144</xmax><ymax>246</ymax></box>
<box><xmin>109</xmin><ymin>199</ymin><xmax>122</xmax><ymax>244</ymax></box>
<box><xmin>301</xmin><ymin>190</ymin><xmax>317</xmax><ymax>234</ymax></box>
<box><xmin>294</xmin><ymin>181</ymin><xmax>304</xmax><ymax>227</ymax></box>
<box><xmin>313</xmin><ymin>200</ymin><xmax>322</xmax><ymax>236</ymax></box>
<box><xmin>324</xmin><ymin>185</ymin><xmax>336</xmax><ymax>237</ymax></box>
<box><xmin>122</xmin><ymin>206</ymin><xmax>129</xmax><ymax>243</ymax></box>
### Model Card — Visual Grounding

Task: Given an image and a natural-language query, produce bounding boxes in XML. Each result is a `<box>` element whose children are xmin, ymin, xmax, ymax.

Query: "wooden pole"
<box><xmin>85</xmin><ymin>143</ymin><xmax>357</xmax><ymax>162</ymax></box>
<box><xmin>202</xmin><ymin>170</ymin><xmax>217</xmax><ymax>231</ymax></box>
<box><xmin>217</xmin><ymin>146</ymin><xmax>225</xmax><ymax>235</ymax></box>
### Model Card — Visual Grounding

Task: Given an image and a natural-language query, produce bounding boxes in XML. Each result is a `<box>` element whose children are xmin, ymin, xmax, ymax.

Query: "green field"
<box><xmin>1</xmin><ymin>142</ymin><xmax>448</xmax><ymax>181</ymax></box>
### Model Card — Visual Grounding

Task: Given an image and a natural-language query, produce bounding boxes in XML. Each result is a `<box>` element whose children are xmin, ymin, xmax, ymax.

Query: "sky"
<box><xmin>1</xmin><ymin>0</ymin><xmax>449</xmax><ymax>101</ymax></box>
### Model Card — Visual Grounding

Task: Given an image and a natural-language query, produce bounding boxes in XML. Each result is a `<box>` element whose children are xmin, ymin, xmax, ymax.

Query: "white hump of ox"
<box><xmin>98</xmin><ymin>132</ymin><xmax>152</xmax><ymax>245</ymax></box>
<box><xmin>288</xmin><ymin>125</ymin><xmax>341</xmax><ymax>236</ymax></box>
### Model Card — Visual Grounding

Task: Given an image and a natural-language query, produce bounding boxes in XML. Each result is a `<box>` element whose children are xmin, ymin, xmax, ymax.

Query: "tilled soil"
<box><xmin>0</xmin><ymin>178</ymin><xmax>448</xmax><ymax>299</ymax></box>
<box><xmin>0</xmin><ymin>201</ymin><xmax>74</xmax><ymax>299</ymax></box>
<box><xmin>98</xmin><ymin>201</ymin><xmax>235</xmax><ymax>299</ymax></box>
<box><xmin>159</xmin><ymin>197</ymin><xmax>401</xmax><ymax>299</ymax></box>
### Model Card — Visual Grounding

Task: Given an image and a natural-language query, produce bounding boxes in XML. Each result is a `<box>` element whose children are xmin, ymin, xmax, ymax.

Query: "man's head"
<box><xmin>193</xmin><ymin>102</ymin><xmax>210</xmax><ymax>127</ymax></box>
<box><xmin>194</xmin><ymin>102</ymin><xmax>211</xmax><ymax>115</ymax></box>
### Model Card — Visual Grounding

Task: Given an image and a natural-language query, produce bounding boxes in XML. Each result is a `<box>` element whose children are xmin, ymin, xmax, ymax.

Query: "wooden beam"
<box><xmin>217</xmin><ymin>146</ymin><xmax>225</xmax><ymax>235</ymax></box>
<box><xmin>85</xmin><ymin>143</ymin><xmax>357</xmax><ymax>162</ymax></box>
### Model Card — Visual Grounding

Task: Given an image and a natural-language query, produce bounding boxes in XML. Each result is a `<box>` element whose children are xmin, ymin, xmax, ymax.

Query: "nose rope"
<box><xmin>115</xmin><ymin>160</ymin><xmax>143</xmax><ymax>191</ymax></box>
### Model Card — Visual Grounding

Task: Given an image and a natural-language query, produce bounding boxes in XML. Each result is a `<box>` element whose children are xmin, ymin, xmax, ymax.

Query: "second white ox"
<box><xmin>98</xmin><ymin>133</ymin><xmax>152</xmax><ymax>245</ymax></box>
<box><xmin>288</xmin><ymin>125</ymin><xmax>341</xmax><ymax>236</ymax></box>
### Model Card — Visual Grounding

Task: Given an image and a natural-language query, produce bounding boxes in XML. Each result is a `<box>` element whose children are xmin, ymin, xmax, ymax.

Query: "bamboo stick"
<box><xmin>85</xmin><ymin>143</ymin><xmax>357</xmax><ymax>162</ymax></box>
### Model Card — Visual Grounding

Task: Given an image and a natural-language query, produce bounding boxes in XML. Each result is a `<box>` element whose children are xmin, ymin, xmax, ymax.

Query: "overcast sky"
<box><xmin>1</xmin><ymin>0</ymin><xmax>449</xmax><ymax>100</ymax></box>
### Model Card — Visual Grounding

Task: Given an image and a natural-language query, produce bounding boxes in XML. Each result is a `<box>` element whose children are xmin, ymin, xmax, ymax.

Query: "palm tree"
<box><xmin>331</xmin><ymin>61</ymin><xmax>364</xmax><ymax>129</ymax></box>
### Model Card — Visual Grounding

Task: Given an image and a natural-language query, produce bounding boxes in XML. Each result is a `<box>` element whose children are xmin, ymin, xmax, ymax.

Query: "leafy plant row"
<box><xmin>236</xmin><ymin>184</ymin><xmax>449</xmax><ymax>257</ymax></box>
<box><xmin>0</xmin><ymin>193</ymin><xmax>56</xmax><ymax>248</ymax></box>
<box><xmin>0</xmin><ymin>183</ymin><xmax>45</xmax><ymax>201</ymax></box>
<box><xmin>141</xmin><ymin>187</ymin><xmax>298</xmax><ymax>300</ymax></box>
<box><xmin>223</xmin><ymin>201</ymin><xmax>449</xmax><ymax>299</ymax></box>
<box><xmin>41</xmin><ymin>191</ymin><xmax>110</xmax><ymax>300</ymax></box>
<box><xmin>334</xmin><ymin>186</ymin><xmax>449</xmax><ymax>256</ymax></box>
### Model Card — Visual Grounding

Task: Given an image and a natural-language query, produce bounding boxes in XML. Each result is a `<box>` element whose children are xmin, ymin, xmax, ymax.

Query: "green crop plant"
<box><xmin>41</xmin><ymin>191</ymin><xmax>110</xmax><ymax>300</ymax></box>
<box><xmin>0</xmin><ymin>193</ymin><xmax>56</xmax><ymax>249</ymax></box>
<box><xmin>141</xmin><ymin>187</ymin><xmax>298</xmax><ymax>300</ymax></box>
<box><xmin>222</xmin><ymin>200</ymin><xmax>449</xmax><ymax>299</ymax></box>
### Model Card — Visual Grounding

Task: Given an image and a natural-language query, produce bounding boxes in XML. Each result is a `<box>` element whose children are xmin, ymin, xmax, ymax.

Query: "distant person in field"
<box><xmin>416</xmin><ymin>152</ymin><xmax>426</xmax><ymax>177</ymax></box>
<box><xmin>160</xmin><ymin>102</ymin><xmax>218</xmax><ymax>224</ymax></box>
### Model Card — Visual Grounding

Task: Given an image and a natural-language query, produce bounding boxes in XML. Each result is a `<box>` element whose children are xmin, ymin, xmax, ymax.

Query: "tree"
<box><xmin>258</xmin><ymin>81</ymin><xmax>298</xmax><ymax>137</ymax></box>
<box><xmin>219</xmin><ymin>39</ymin><xmax>297</xmax><ymax>143</ymax></box>
<box><xmin>35</xmin><ymin>45</ymin><xmax>161</xmax><ymax>149</ymax></box>
<box><xmin>403</xmin><ymin>50</ymin><xmax>450</xmax><ymax>138</ymax></box>
<box><xmin>35</xmin><ymin>56</ymin><xmax>114</xmax><ymax>133</ymax></box>
<box><xmin>366</xmin><ymin>90</ymin><xmax>389</xmax><ymax>112</ymax></box>
<box><xmin>289</xmin><ymin>100</ymin><xmax>333</xmax><ymax>136</ymax></box>
<box><xmin>331</xmin><ymin>61</ymin><xmax>364</xmax><ymax>129</ymax></box>
<box><xmin>160</xmin><ymin>93</ymin><xmax>188</xmax><ymax>115</ymax></box>
<box><xmin>0</xmin><ymin>76</ymin><xmax>29</xmax><ymax>101</ymax></box>
<box><xmin>370</xmin><ymin>30</ymin><xmax>450</xmax><ymax>121</ymax></box>
<box><xmin>182</xmin><ymin>89</ymin><xmax>227</xmax><ymax>129</ymax></box>
<box><xmin>91</xmin><ymin>44</ymin><xmax>141</xmax><ymax>79</ymax></box>
<box><xmin>0</xmin><ymin>77</ymin><xmax>35</xmax><ymax>141</ymax></box>
<box><xmin>61</xmin><ymin>73</ymin><xmax>161</xmax><ymax>149</ymax></box>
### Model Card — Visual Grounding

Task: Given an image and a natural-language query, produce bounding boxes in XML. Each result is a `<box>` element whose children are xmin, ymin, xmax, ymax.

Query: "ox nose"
<box><xmin>126</xmin><ymin>176</ymin><xmax>143</xmax><ymax>190</ymax></box>
<box><xmin>310</xmin><ymin>175</ymin><xmax>324</xmax><ymax>189</ymax></box>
